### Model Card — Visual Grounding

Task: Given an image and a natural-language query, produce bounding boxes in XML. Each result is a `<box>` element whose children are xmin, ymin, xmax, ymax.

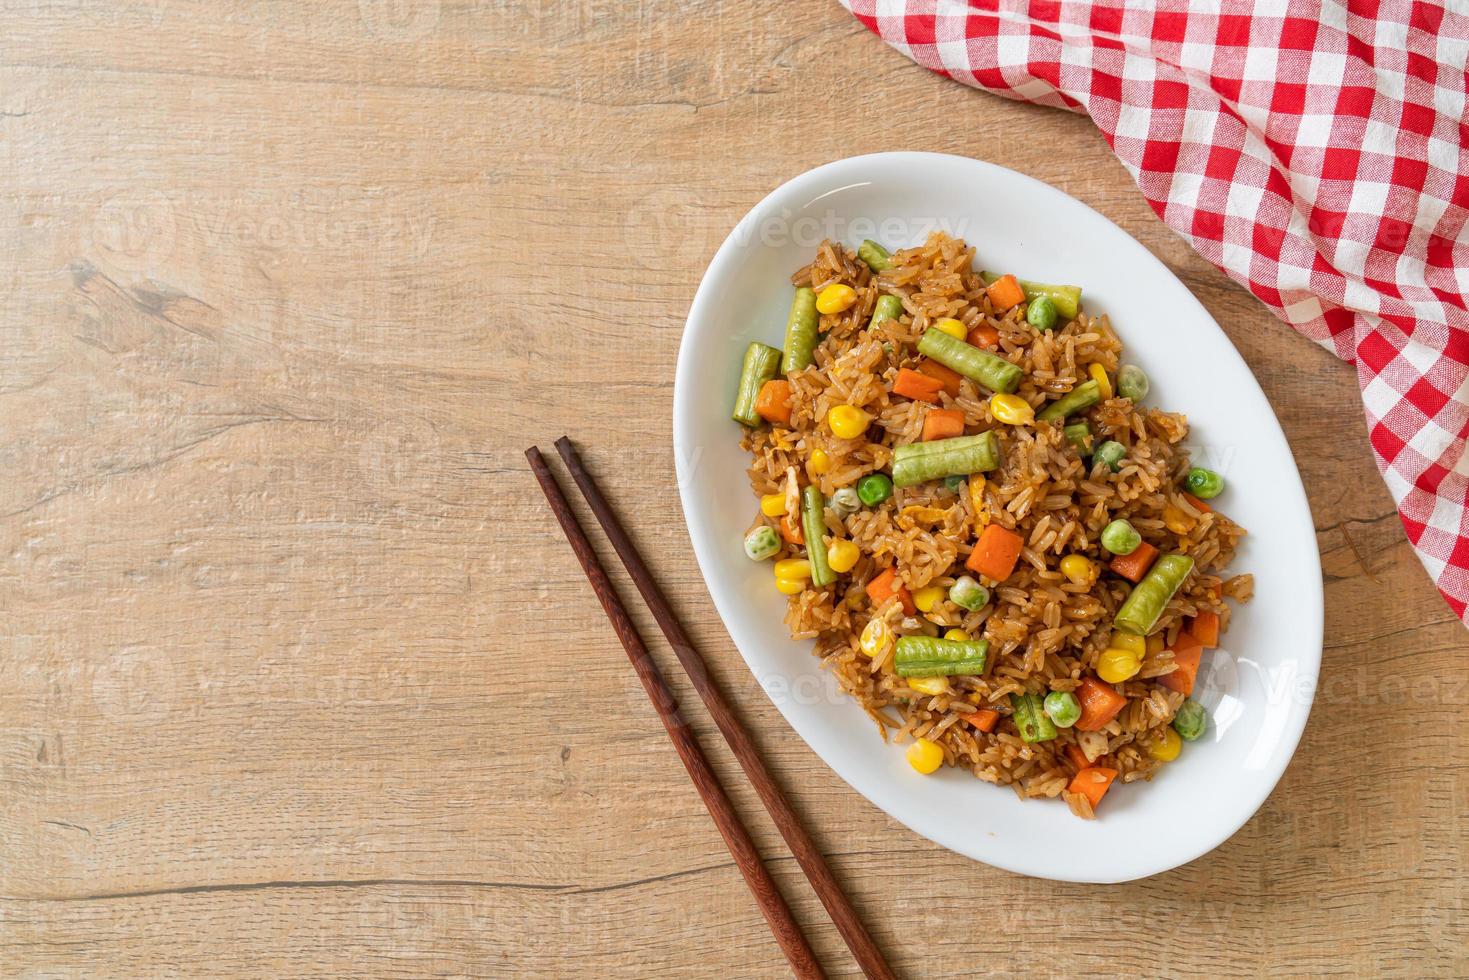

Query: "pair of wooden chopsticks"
<box><xmin>527</xmin><ymin>437</ymin><xmax>894</xmax><ymax>980</ymax></box>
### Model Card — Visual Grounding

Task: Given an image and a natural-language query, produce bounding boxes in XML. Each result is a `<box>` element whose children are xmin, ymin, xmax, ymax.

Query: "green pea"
<box><xmin>1101</xmin><ymin>519</ymin><xmax>1141</xmax><ymax>555</ymax></box>
<box><xmin>744</xmin><ymin>526</ymin><xmax>780</xmax><ymax>561</ymax></box>
<box><xmin>1093</xmin><ymin>440</ymin><xmax>1126</xmax><ymax>472</ymax></box>
<box><xmin>1173</xmin><ymin>699</ymin><xmax>1208</xmax><ymax>741</ymax></box>
<box><xmin>1043</xmin><ymin>691</ymin><xmax>1081</xmax><ymax>728</ymax></box>
<box><xmin>1185</xmin><ymin>467</ymin><xmax>1224</xmax><ymax>499</ymax></box>
<box><xmin>858</xmin><ymin>239</ymin><xmax>893</xmax><ymax>273</ymax></box>
<box><xmin>943</xmin><ymin>474</ymin><xmax>967</xmax><ymax>493</ymax></box>
<box><xmin>948</xmin><ymin>575</ymin><xmax>990</xmax><ymax>611</ymax></box>
<box><xmin>829</xmin><ymin>487</ymin><xmax>861</xmax><ymax>518</ymax></box>
<box><xmin>1025</xmin><ymin>294</ymin><xmax>1058</xmax><ymax>331</ymax></box>
<box><xmin>857</xmin><ymin>473</ymin><xmax>893</xmax><ymax>507</ymax></box>
<box><xmin>1117</xmin><ymin>364</ymin><xmax>1149</xmax><ymax>402</ymax></box>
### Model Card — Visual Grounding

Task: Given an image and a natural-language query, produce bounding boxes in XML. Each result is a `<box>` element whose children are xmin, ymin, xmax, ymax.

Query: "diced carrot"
<box><xmin>1189</xmin><ymin>610</ymin><xmax>1220</xmax><ymax>648</ymax></box>
<box><xmin>964</xmin><ymin>709</ymin><xmax>999</xmax><ymax>733</ymax></box>
<box><xmin>915</xmin><ymin>358</ymin><xmax>963</xmax><ymax>396</ymax></box>
<box><xmin>965</xmin><ymin>523</ymin><xmax>1025</xmax><ymax>582</ymax></box>
<box><xmin>892</xmin><ymin>368</ymin><xmax>945</xmax><ymax>403</ymax></box>
<box><xmin>1158</xmin><ymin>633</ymin><xmax>1204</xmax><ymax>695</ymax></box>
<box><xmin>921</xmin><ymin>407</ymin><xmax>965</xmax><ymax>442</ymax></box>
<box><xmin>1064</xmin><ymin>743</ymin><xmax>1089</xmax><ymax>770</ymax></box>
<box><xmin>1109</xmin><ymin>541</ymin><xmax>1159</xmax><ymax>583</ymax></box>
<box><xmin>866</xmin><ymin>567</ymin><xmax>899</xmax><ymax>603</ymax></box>
<box><xmin>1075</xmin><ymin>677</ymin><xmax>1128</xmax><ymax>732</ymax></box>
<box><xmin>1181</xmin><ymin>492</ymin><xmax>1213</xmax><ymax>513</ymax></box>
<box><xmin>755</xmin><ymin>379</ymin><xmax>792</xmax><ymax>425</ymax></box>
<box><xmin>866</xmin><ymin>567</ymin><xmax>916</xmax><ymax>616</ymax></box>
<box><xmin>967</xmin><ymin>323</ymin><xmax>1001</xmax><ymax>349</ymax></box>
<box><xmin>1067</xmin><ymin>767</ymin><xmax>1119</xmax><ymax>810</ymax></box>
<box><xmin>779</xmin><ymin>514</ymin><xmax>803</xmax><ymax>545</ymax></box>
<box><xmin>986</xmin><ymin>274</ymin><xmax>1026</xmax><ymax>312</ymax></box>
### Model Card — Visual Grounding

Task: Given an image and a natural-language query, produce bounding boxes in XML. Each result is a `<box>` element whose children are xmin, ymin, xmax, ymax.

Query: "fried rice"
<box><xmin>738</xmin><ymin>232</ymin><xmax>1252</xmax><ymax>819</ymax></box>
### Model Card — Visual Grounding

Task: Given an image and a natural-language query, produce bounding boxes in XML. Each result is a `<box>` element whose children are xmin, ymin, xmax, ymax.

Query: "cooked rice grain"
<box><xmin>741</xmin><ymin>233</ymin><xmax>1249</xmax><ymax>816</ymax></box>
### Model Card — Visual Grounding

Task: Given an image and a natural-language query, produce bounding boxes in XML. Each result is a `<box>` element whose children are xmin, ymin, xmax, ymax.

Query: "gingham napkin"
<box><xmin>841</xmin><ymin>0</ymin><xmax>1469</xmax><ymax>625</ymax></box>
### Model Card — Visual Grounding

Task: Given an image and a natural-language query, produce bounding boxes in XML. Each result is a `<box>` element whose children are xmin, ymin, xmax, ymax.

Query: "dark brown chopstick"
<box><xmin>526</xmin><ymin>447</ymin><xmax>826</xmax><ymax>980</ymax></box>
<box><xmin>554</xmin><ymin>437</ymin><xmax>896</xmax><ymax>980</ymax></box>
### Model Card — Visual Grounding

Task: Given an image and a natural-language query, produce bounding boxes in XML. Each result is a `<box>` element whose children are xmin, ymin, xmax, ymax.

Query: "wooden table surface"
<box><xmin>3</xmin><ymin>2</ymin><xmax>1466</xmax><ymax>976</ymax></box>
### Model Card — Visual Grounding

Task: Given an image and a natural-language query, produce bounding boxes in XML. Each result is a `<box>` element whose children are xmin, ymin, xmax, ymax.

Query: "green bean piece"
<box><xmin>1037</xmin><ymin>379</ymin><xmax>1101</xmax><ymax>422</ymax></box>
<box><xmin>858</xmin><ymin>239</ymin><xmax>893</xmax><ymax>273</ymax></box>
<box><xmin>893</xmin><ymin>636</ymin><xmax>989</xmax><ymax>677</ymax></box>
<box><xmin>800</xmin><ymin>485</ymin><xmax>834</xmax><ymax>587</ymax></box>
<box><xmin>1093</xmin><ymin>440</ymin><xmax>1126</xmax><ymax>472</ymax></box>
<box><xmin>781</xmin><ymin>287</ymin><xmax>819</xmax><ymax>374</ymax></box>
<box><xmin>1100</xmin><ymin>519</ymin><xmax>1141</xmax><ymax>555</ymax></box>
<box><xmin>916</xmin><ymin>327</ymin><xmax>1022</xmax><ymax>394</ymax></box>
<box><xmin>1173</xmin><ymin>699</ymin><xmax>1208</xmax><ymax>741</ymax></box>
<box><xmin>868</xmin><ymin>294</ymin><xmax>903</xmax><ymax>330</ymax></box>
<box><xmin>1185</xmin><ymin>467</ymin><xmax>1225</xmax><ymax>499</ymax></box>
<box><xmin>731</xmin><ymin>342</ymin><xmax>783</xmax><ymax>427</ymax></box>
<box><xmin>892</xmin><ymin>432</ymin><xmax>1001</xmax><ymax>488</ymax></box>
<box><xmin>744</xmin><ymin>526</ymin><xmax>780</xmax><ymax>561</ymax></box>
<box><xmin>1063</xmin><ymin>421</ymin><xmax>1094</xmax><ymax>456</ymax></box>
<box><xmin>1113</xmin><ymin>554</ymin><xmax>1196</xmax><ymax>635</ymax></box>
<box><xmin>949</xmin><ymin>575</ymin><xmax>990</xmax><ymax>611</ymax></box>
<box><xmin>943</xmin><ymin>474</ymin><xmax>967</xmax><ymax>493</ymax></box>
<box><xmin>979</xmin><ymin>271</ymin><xmax>1082</xmax><ymax>320</ymax></box>
<box><xmin>856</xmin><ymin>473</ymin><xmax>892</xmax><ymax>506</ymax></box>
<box><xmin>829</xmin><ymin>486</ymin><xmax>861</xmax><ymax>518</ymax></box>
<box><xmin>1043</xmin><ymin>691</ymin><xmax>1081</xmax><ymax>729</ymax></box>
<box><xmin>1117</xmin><ymin>364</ymin><xmax>1150</xmax><ymax>402</ymax></box>
<box><xmin>1010</xmin><ymin>692</ymin><xmax>1058</xmax><ymax>743</ymax></box>
<box><xmin>1025</xmin><ymin>294</ymin><xmax>1058</xmax><ymax>332</ymax></box>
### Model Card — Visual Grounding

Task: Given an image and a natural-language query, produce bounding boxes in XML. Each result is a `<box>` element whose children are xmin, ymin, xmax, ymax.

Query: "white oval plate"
<box><xmin>673</xmin><ymin>152</ymin><xmax>1322</xmax><ymax>883</ymax></box>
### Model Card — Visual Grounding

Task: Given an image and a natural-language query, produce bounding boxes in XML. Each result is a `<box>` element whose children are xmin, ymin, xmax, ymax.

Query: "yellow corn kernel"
<box><xmin>807</xmin><ymin>448</ymin><xmax>832</xmax><ymax>477</ymax></box>
<box><xmin>969</xmin><ymin>475</ymin><xmax>987</xmax><ymax>521</ymax></box>
<box><xmin>775</xmin><ymin>577</ymin><xmax>805</xmax><ymax>595</ymax></box>
<box><xmin>1147</xmin><ymin>633</ymin><xmax>1165</xmax><ymax>655</ymax></box>
<box><xmin>989</xmin><ymin>393</ymin><xmax>1035</xmax><ymax>425</ymax></box>
<box><xmin>827</xmin><ymin>405</ymin><xmax>871</xmax><ymax>440</ymax></box>
<box><xmin>859</xmin><ymin>617</ymin><xmax>892</xmax><ymax>658</ymax></box>
<box><xmin>816</xmin><ymin>283</ymin><xmax>857</xmax><ymax>315</ymax></box>
<box><xmin>944</xmin><ymin>628</ymin><xmax>970</xmax><ymax>642</ymax></box>
<box><xmin>913</xmin><ymin>586</ymin><xmax>945</xmax><ymax>613</ymax></box>
<box><xmin>827</xmin><ymin>538</ymin><xmax>860</xmax><ymax>574</ymax></box>
<box><xmin>760</xmin><ymin>493</ymin><xmax>787</xmax><ymax>517</ymax></box>
<box><xmin>774</xmin><ymin>558</ymin><xmax>811</xmax><ymax>581</ymax></box>
<box><xmin>1059</xmin><ymin>554</ymin><xmax>1098</xmax><ymax>587</ymax></box>
<box><xmin>933</xmin><ymin>317</ymin><xmax>968</xmax><ymax>341</ymax></box>
<box><xmin>1147</xmin><ymin>727</ymin><xmax>1182</xmax><ymax>762</ymax></box>
<box><xmin>1097</xmin><ymin>647</ymin><xmax>1142</xmax><ymax>684</ymax></box>
<box><xmin>906</xmin><ymin>737</ymin><xmax>945</xmax><ymax>774</ymax></box>
<box><xmin>1111</xmin><ymin>631</ymin><xmax>1146</xmax><ymax>658</ymax></box>
<box><xmin>1088</xmin><ymin>363</ymin><xmax>1113</xmax><ymax>399</ymax></box>
<box><xmin>908</xmin><ymin>676</ymin><xmax>950</xmax><ymax>696</ymax></box>
<box><xmin>1163</xmin><ymin>503</ymin><xmax>1197</xmax><ymax>536</ymax></box>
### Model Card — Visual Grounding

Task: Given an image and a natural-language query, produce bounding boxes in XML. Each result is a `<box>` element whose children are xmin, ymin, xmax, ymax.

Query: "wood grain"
<box><xmin>1</xmin><ymin>1</ymin><xmax>1466</xmax><ymax>977</ymax></box>
<box><xmin>554</xmin><ymin>437</ymin><xmax>893</xmax><ymax>980</ymax></box>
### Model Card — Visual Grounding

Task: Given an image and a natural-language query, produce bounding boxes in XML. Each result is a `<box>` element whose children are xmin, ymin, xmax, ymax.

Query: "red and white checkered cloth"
<box><xmin>841</xmin><ymin>0</ymin><xmax>1469</xmax><ymax>626</ymax></box>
